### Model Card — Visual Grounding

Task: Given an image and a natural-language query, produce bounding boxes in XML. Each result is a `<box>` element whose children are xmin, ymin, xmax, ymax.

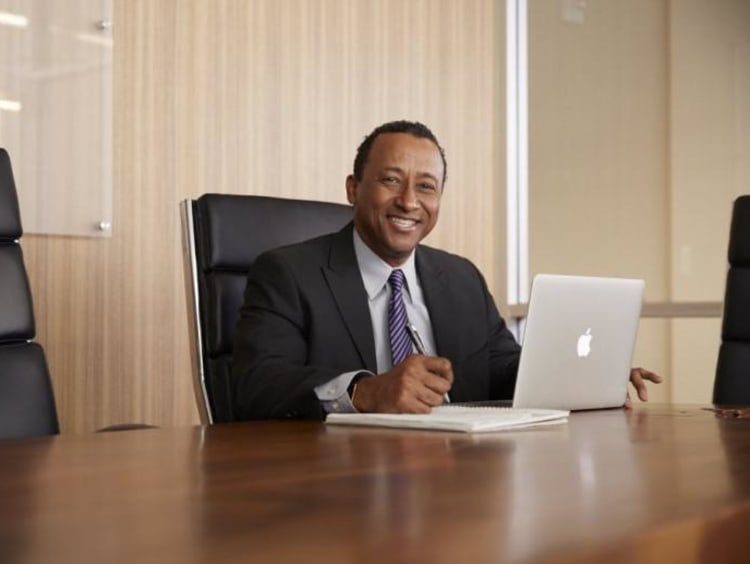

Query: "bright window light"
<box><xmin>0</xmin><ymin>11</ymin><xmax>28</xmax><ymax>28</ymax></box>
<box><xmin>0</xmin><ymin>99</ymin><xmax>22</xmax><ymax>112</ymax></box>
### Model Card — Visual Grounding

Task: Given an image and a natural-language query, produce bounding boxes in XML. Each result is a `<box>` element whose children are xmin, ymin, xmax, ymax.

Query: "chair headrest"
<box><xmin>0</xmin><ymin>149</ymin><xmax>22</xmax><ymax>242</ymax></box>
<box><xmin>194</xmin><ymin>194</ymin><xmax>352</xmax><ymax>271</ymax></box>
<box><xmin>729</xmin><ymin>196</ymin><xmax>750</xmax><ymax>266</ymax></box>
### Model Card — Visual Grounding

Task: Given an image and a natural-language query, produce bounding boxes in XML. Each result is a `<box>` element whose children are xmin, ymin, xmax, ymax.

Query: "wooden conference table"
<box><xmin>2</xmin><ymin>405</ymin><xmax>750</xmax><ymax>564</ymax></box>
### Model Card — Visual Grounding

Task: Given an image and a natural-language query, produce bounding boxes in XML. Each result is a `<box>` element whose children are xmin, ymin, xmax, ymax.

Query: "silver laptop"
<box><xmin>512</xmin><ymin>274</ymin><xmax>644</xmax><ymax>411</ymax></box>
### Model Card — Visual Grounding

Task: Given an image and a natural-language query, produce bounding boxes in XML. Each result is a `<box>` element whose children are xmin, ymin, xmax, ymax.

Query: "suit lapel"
<box><xmin>322</xmin><ymin>224</ymin><xmax>378</xmax><ymax>372</ymax></box>
<box><xmin>417</xmin><ymin>248</ymin><xmax>468</xmax><ymax>400</ymax></box>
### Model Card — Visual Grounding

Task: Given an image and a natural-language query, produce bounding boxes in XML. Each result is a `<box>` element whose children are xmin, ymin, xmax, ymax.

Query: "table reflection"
<box><xmin>3</xmin><ymin>407</ymin><xmax>746</xmax><ymax>564</ymax></box>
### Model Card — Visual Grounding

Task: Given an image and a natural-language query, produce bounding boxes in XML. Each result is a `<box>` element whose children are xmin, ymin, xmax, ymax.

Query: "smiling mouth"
<box><xmin>387</xmin><ymin>216</ymin><xmax>420</xmax><ymax>229</ymax></box>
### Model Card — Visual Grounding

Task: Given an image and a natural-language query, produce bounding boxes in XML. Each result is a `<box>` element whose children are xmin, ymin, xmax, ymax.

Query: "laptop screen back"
<box><xmin>512</xmin><ymin>274</ymin><xmax>644</xmax><ymax>411</ymax></box>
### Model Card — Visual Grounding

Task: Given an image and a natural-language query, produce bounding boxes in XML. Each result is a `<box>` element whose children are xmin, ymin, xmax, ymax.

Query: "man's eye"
<box><xmin>418</xmin><ymin>183</ymin><xmax>436</xmax><ymax>192</ymax></box>
<box><xmin>382</xmin><ymin>176</ymin><xmax>399</xmax><ymax>184</ymax></box>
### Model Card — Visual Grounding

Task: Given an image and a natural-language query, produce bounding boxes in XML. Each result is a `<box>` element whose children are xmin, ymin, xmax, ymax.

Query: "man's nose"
<box><xmin>395</xmin><ymin>182</ymin><xmax>420</xmax><ymax>210</ymax></box>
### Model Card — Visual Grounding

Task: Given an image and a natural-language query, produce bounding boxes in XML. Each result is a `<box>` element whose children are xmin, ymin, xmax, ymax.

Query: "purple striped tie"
<box><xmin>388</xmin><ymin>269</ymin><xmax>412</xmax><ymax>366</ymax></box>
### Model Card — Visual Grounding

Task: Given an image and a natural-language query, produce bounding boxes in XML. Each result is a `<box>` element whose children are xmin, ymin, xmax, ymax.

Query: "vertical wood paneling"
<box><xmin>22</xmin><ymin>0</ymin><xmax>503</xmax><ymax>432</ymax></box>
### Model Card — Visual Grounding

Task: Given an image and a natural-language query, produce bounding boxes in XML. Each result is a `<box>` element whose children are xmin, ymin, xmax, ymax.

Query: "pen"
<box><xmin>405</xmin><ymin>323</ymin><xmax>427</xmax><ymax>355</ymax></box>
<box><xmin>406</xmin><ymin>323</ymin><xmax>450</xmax><ymax>404</ymax></box>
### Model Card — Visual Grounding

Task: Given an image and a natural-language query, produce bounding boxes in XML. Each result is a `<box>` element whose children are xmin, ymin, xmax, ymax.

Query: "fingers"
<box><xmin>401</xmin><ymin>356</ymin><xmax>452</xmax><ymax>408</ymax></box>
<box><xmin>356</xmin><ymin>355</ymin><xmax>453</xmax><ymax>413</ymax></box>
<box><xmin>630</xmin><ymin>368</ymin><xmax>648</xmax><ymax>401</ymax></box>
<box><xmin>414</xmin><ymin>386</ymin><xmax>449</xmax><ymax>409</ymax></box>
<box><xmin>636</xmin><ymin>368</ymin><xmax>663</xmax><ymax>384</ymax></box>
<box><xmin>628</xmin><ymin>367</ymin><xmax>663</xmax><ymax>403</ymax></box>
<box><xmin>419</xmin><ymin>356</ymin><xmax>454</xmax><ymax>385</ymax></box>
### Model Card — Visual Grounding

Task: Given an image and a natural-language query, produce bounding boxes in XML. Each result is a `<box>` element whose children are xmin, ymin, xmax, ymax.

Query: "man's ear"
<box><xmin>345</xmin><ymin>175</ymin><xmax>357</xmax><ymax>205</ymax></box>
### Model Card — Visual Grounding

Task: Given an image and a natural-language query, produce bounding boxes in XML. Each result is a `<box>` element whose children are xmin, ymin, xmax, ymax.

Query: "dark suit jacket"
<box><xmin>232</xmin><ymin>223</ymin><xmax>521</xmax><ymax>420</ymax></box>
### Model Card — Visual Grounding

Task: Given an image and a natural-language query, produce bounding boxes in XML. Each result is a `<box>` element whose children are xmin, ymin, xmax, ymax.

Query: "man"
<box><xmin>232</xmin><ymin>120</ymin><xmax>660</xmax><ymax>420</ymax></box>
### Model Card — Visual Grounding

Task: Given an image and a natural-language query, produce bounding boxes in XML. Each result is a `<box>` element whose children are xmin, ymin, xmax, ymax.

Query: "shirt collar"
<box><xmin>353</xmin><ymin>229</ymin><xmax>418</xmax><ymax>300</ymax></box>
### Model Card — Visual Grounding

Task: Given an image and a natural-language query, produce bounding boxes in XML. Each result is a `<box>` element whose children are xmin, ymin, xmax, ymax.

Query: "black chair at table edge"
<box><xmin>713</xmin><ymin>195</ymin><xmax>750</xmax><ymax>406</ymax></box>
<box><xmin>0</xmin><ymin>148</ymin><xmax>59</xmax><ymax>439</ymax></box>
<box><xmin>0</xmin><ymin>148</ymin><xmax>154</xmax><ymax>439</ymax></box>
<box><xmin>180</xmin><ymin>194</ymin><xmax>352</xmax><ymax>424</ymax></box>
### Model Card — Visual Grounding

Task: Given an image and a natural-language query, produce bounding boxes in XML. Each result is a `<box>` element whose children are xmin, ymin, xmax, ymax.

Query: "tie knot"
<box><xmin>388</xmin><ymin>269</ymin><xmax>406</xmax><ymax>291</ymax></box>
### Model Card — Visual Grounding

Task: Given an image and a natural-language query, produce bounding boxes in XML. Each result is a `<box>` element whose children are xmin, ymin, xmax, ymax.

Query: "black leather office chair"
<box><xmin>180</xmin><ymin>194</ymin><xmax>352</xmax><ymax>423</ymax></box>
<box><xmin>713</xmin><ymin>195</ymin><xmax>750</xmax><ymax>405</ymax></box>
<box><xmin>0</xmin><ymin>149</ymin><xmax>60</xmax><ymax>439</ymax></box>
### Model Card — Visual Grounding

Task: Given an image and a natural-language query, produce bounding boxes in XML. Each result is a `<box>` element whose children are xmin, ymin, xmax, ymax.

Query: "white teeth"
<box><xmin>389</xmin><ymin>217</ymin><xmax>417</xmax><ymax>228</ymax></box>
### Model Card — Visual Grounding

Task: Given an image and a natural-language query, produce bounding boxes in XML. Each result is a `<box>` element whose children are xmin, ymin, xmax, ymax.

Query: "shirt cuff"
<box><xmin>315</xmin><ymin>371</ymin><xmax>373</xmax><ymax>414</ymax></box>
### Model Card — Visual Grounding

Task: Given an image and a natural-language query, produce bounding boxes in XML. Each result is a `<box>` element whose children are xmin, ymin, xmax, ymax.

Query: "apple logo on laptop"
<box><xmin>577</xmin><ymin>328</ymin><xmax>592</xmax><ymax>357</ymax></box>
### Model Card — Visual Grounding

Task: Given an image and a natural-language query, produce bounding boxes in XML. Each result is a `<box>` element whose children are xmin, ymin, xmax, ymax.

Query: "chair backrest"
<box><xmin>180</xmin><ymin>194</ymin><xmax>352</xmax><ymax>423</ymax></box>
<box><xmin>714</xmin><ymin>195</ymin><xmax>750</xmax><ymax>405</ymax></box>
<box><xmin>0</xmin><ymin>148</ymin><xmax>59</xmax><ymax>439</ymax></box>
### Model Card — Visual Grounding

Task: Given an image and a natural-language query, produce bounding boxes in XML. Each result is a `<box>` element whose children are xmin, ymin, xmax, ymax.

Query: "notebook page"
<box><xmin>326</xmin><ymin>406</ymin><xmax>569</xmax><ymax>433</ymax></box>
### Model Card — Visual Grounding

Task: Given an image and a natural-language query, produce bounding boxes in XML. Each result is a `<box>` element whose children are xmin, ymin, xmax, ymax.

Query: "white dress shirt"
<box><xmin>315</xmin><ymin>229</ymin><xmax>436</xmax><ymax>413</ymax></box>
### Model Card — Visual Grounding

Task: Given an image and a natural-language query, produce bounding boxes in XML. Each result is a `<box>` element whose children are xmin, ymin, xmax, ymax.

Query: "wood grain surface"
<box><xmin>2</xmin><ymin>406</ymin><xmax>750</xmax><ymax>563</ymax></box>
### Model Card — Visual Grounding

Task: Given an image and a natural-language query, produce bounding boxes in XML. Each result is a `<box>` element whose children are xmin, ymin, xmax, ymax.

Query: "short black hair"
<box><xmin>352</xmin><ymin>120</ymin><xmax>447</xmax><ymax>184</ymax></box>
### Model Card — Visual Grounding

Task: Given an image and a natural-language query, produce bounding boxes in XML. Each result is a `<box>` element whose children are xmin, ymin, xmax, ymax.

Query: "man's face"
<box><xmin>346</xmin><ymin>132</ymin><xmax>444</xmax><ymax>266</ymax></box>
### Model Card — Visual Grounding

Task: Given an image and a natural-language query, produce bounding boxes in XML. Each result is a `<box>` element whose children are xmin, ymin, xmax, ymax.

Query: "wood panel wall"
<box><xmin>22</xmin><ymin>0</ymin><xmax>504</xmax><ymax>432</ymax></box>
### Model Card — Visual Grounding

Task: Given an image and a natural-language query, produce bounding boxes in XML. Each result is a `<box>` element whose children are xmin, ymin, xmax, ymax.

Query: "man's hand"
<box><xmin>352</xmin><ymin>355</ymin><xmax>453</xmax><ymax>414</ymax></box>
<box><xmin>624</xmin><ymin>367</ymin><xmax>663</xmax><ymax>409</ymax></box>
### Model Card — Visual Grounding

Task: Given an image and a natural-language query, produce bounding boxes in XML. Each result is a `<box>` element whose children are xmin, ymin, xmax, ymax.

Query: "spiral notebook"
<box><xmin>325</xmin><ymin>406</ymin><xmax>569</xmax><ymax>433</ymax></box>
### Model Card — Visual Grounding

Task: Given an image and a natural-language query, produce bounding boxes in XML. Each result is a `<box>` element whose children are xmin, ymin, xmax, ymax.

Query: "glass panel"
<box><xmin>0</xmin><ymin>0</ymin><xmax>112</xmax><ymax>237</ymax></box>
<box><xmin>527</xmin><ymin>0</ymin><xmax>669</xmax><ymax>301</ymax></box>
<box><xmin>669</xmin><ymin>0</ymin><xmax>750</xmax><ymax>301</ymax></box>
<box><xmin>524</xmin><ymin>1</ymin><xmax>749</xmax><ymax>407</ymax></box>
<box><xmin>633</xmin><ymin>318</ymin><xmax>721</xmax><ymax>406</ymax></box>
<box><xmin>670</xmin><ymin>318</ymin><xmax>721</xmax><ymax>405</ymax></box>
<box><xmin>526</xmin><ymin>0</ymin><xmax>749</xmax><ymax>304</ymax></box>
